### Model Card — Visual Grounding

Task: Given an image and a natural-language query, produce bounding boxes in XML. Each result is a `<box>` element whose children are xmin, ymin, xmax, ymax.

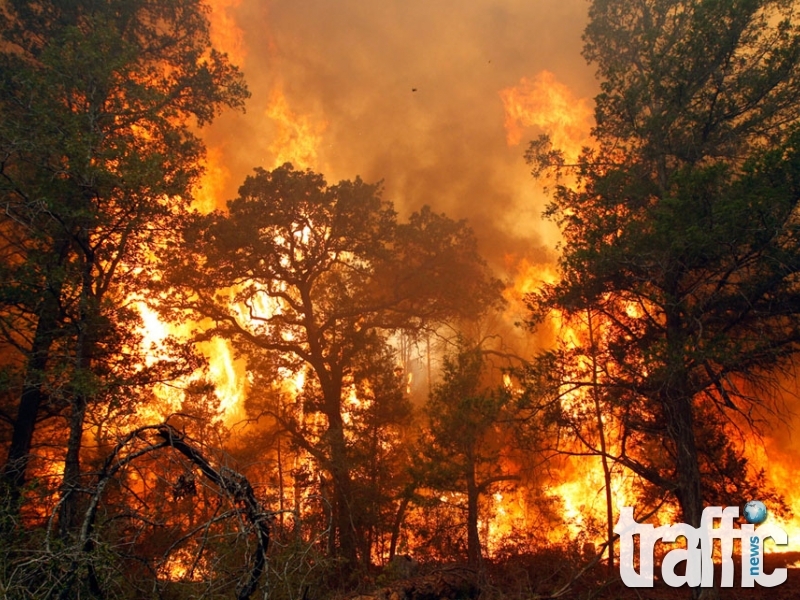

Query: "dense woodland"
<box><xmin>2</xmin><ymin>0</ymin><xmax>800</xmax><ymax>599</ymax></box>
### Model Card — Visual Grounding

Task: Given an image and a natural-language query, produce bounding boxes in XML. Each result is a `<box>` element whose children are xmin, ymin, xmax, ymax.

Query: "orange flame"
<box><xmin>499</xmin><ymin>70</ymin><xmax>593</xmax><ymax>162</ymax></box>
<box><xmin>135</xmin><ymin>302</ymin><xmax>246</xmax><ymax>424</ymax></box>
<box><xmin>266</xmin><ymin>84</ymin><xmax>328</xmax><ymax>170</ymax></box>
<box><xmin>194</xmin><ymin>145</ymin><xmax>232</xmax><ymax>213</ymax></box>
<box><xmin>206</xmin><ymin>0</ymin><xmax>247</xmax><ymax>67</ymax></box>
<box><xmin>746</xmin><ymin>435</ymin><xmax>800</xmax><ymax>553</ymax></box>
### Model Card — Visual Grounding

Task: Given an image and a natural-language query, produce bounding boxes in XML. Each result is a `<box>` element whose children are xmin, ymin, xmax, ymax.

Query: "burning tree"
<box><xmin>0</xmin><ymin>0</ymin><xmax>248</xmax><ymax>529</ymax></box>
<box><xmin>527</xmin><ymin>0</ymin><xmax>800</xmax><ymax>584</ymax></box>
<box><xmin>414</xmin><ymin>342</ymin><xmax>520</xmax><ymax>568</ymax></box>
<box><xmin>159</xmin><ymin>164</ymin><xmax>503</xmax><ymax>571</ymax></box>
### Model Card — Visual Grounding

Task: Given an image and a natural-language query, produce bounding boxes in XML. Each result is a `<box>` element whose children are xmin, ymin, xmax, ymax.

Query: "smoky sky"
<box><xmin>194</xmin><ymin>0</ymin><xmax>800</xmax><ymax>513</ymax></box>
<box><xmin>200</xmin><ymin>0</ymin><xmax>596</xmax><ymax>273</ymax></box>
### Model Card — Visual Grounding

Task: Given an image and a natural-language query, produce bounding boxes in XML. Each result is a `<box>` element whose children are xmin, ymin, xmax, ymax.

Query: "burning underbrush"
<box><xmin>3</xmin><ymin>0</ymin><xmax>800</xmax><ymax>599</ymax></box>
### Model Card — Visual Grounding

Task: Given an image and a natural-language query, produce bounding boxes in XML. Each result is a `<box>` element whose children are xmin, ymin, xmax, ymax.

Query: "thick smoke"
<box><xmin>198</xmin><ymin>0</ymin><xmax>800</xmax><ymax>541</ymax></box>
<box><xmin>201</xmin><ymin>0</ymin><xmax>596</xmax><ymax>271</ymax></box>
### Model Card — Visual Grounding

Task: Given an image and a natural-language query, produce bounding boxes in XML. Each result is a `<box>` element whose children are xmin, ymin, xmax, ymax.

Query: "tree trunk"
<box><xmin>59</xmin><ymin>244</ymin><xmax>96</xmax><ymax>536</ymax></box>
<box><xmin>662</xmin><ymin>299</ymin><xmax>716</xmax><ymax>599</ymax></box>
<box><xmin>664</xmin><ymin>392</ymin><xmax>715</xmax><ymax>600</ymax></box>
<box><xmin>663</xmin><ymin>302</ymin><xmax>704</xmax><ymax>529</ymax></box>
<box><xmin>2</xmin><ymin>321</ymin><xmax>56</xmax><ymax>493</ymax></box>
<box><xmin>667</xmin><ymin>394</ymin><xmax>703</xmax><ymax>528</ymax></box>
<box><xmin>389</xmin><ymin>496</ymin><xmax>410</xmax><ymax>560</ymax></box>
<box><xmin>587</xmin><ymin>310</ymin><xmax>615</xmax><ymax>576</ymax></box>
<box><xmin>277</xmin><ymin>436</ymin><xmax>285</xmax><ymax>529</ymax></box>
<box><xmin>323</xmin><ymin>383</ymin><xmax>359</xmax><ymax>569</ymax></box>
<box><xmin>465</xmin><ymin>462</ymin><xmax>481</xmax><ymax>569</ymax></box>
<box><xmin>1</xmin><ymin>265</ymin><xmax>66</xmax><ymax>503</ymax></box>
<box><xmin>59</xmin><ymin>393</ymin><xmax>88</xmax><ymax>535</ymax></box>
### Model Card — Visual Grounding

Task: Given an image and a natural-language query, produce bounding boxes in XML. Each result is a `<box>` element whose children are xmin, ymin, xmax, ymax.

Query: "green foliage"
<box><xmin>528</xmin><ymin>0</ymin><xmax>800</xmax><ymax>527</ymax></box>
<box><xmin>0</xmin><ymin>2</ymin><xmax>250</xmax><ymax>597</ymax></box>
<box><xmin>584</xmin><ymin>0</ymin><xmax>800</xmax><ymax>166</ymax></box>
<box><xmin>421</xmin><ymin>346</ymin><xmax>510</xmax><ymax>485</ymax></box>
<box><xmin>415</xmin><ymin>342</ymin><xmax>519</xmax><ymax>565</ymax></box>
<box><xmin>0</xmin><ymin>0</ymin><xmax>249</xmax><ymax>493</ymax></box>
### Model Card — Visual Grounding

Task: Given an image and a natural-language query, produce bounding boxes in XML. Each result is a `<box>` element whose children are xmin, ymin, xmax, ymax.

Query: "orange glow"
<box><xmin>206</xmin><ymin>0</ymin><xmax>247</xmax><ymax>67</ymax></box>
<box><xmin>501</xmin><ymin>256</ymin><xmax>559</xmax><ymax>328</ymax></box>
<box><xmin>484</xmin><ymin>487</ymin><xmax>533</xmax><ymax>556</ymax></box>
<box><xmin>194</xmin><ymin>145</ymin><xmax>232</xmax><ymax>213</ymax></box>
<box><xmin>503</xmin><ymin>256</ymin><xmax>558</xmax><ymax>300</ymax></box>
<box><xmin>510</xmin><ymin>254</ymin><xmax>800</xmax><ymax>556</ymax></box>
<box><xmin>161</xmin><ymin>547</ymin><xmax>209</xmax><ymax>582</ymax></box>
<box><xmin>746</xmin><ymin>435</ymin><xmax>800</xmax><ymax>553</ymax></box>
<box><xmin>499</xmin><ymin>70</ymin><xmax>593</xmax><ymax>162</ymax></box>
<box><xmin>135</xmin><ymin>302</ymin><xmax>245</xmax><ymax>424</ymax></box>
<box><xmin>127</xmin><ymin>18</ymin><xmax>798</xmax><ymax>568</ymax></box>
<box><xmin>266</xmin><ymin>84</ymin><xmax>328</xmax><ymax>170</ymax></box>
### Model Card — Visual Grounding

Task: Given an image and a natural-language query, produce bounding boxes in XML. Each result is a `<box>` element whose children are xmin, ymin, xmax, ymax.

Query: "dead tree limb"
<box><xmin>55</xmin><ymin>423</ymin><xmax>271</xmax><ymax>600</ymax></box>
<box><xmin>155</xmin><ymin>424</ymin><xmax>272</xmax><ymax>600</ymax></box>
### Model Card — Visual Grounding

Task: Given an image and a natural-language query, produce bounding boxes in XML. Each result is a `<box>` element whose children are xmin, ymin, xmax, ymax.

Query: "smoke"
<box><xmin>198</xmin><ymin>0</ymin><xmax>800</xmax><ymax>540</ymax></box>
<box><xmin>200</xmin><ymin>0</ymin><xmax>596</xmax><ymax>272</ymax></box>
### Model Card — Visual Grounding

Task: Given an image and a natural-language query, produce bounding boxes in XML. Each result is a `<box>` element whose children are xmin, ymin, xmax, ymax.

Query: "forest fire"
<box><xmin>2</xmin><ymin>1</ymin><xmax>800</xmax><ymax>599</ymax></box>
<box><xmin>194</xmin><ymin>146</ymin><xmax>232</xmax><ymax>213</ymax></box>
<box><xmin>265</xmin><ymin>85</ymin><xmax>328</xmax><ymax>171</ymax></box>
<box><xmin>207</xmin><ymin>0</ymin><xmax>247</xmax><ymax>68</ymax></box>
<box><xmin>499</xmin><ymin>70</ymin><xmax>594</xmax><ymax>161</ymax></box>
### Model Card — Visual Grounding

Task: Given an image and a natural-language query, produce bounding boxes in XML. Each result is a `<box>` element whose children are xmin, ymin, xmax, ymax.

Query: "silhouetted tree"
<box><xmin>160</xmin><ymin>164</ymin><xmax>503</xmax><ymax>571</ymax></box>
<box><xmin>527</xmin><ymin>2</ymin><xmax>800</xmax><ymax>583</ymax></box>
<box><xmin>415</xmin><ymin>342</ymin><xmax>519</xmax><ymax>568</ymax></box>
<box><xmin>0</xmin><ymin>0</ymin><xmax>248</xmax><ymax>525</ymax></box>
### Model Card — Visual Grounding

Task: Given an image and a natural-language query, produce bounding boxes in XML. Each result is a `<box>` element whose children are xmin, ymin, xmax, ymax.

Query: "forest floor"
<box><xmin>483</xmin><ymin>550</ymin><xmax>800</xmax><ymax>599</ymax></box>
<box><xmin>354</xmin><ymin>551</ymin><xmax>800</xmax><ymax>600</ymax></box>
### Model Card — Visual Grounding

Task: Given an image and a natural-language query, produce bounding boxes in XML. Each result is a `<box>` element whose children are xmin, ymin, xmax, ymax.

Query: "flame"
<box><xmin>107</xmin><ymin>7</ymin><xmax>800</xmax><ymax>570</ymax></box>
<box><xmin>502</xmin><ymin>256</ymin><xmax>559</xmax><ymax>329</ymax></box>
<box><xmin>133</xmin><ymin>3</ymin><xmax>330</xmax><ymax>433</ymax></box>
<box><xmin>499</xmin><ymin>70</ymin><xmax>593</xmax><ymax>162</ymax></box>
<box><xmin>134</xmin><ymin>301</ymin><xmax>246</xmax><ymax>424</ymax></box>
<box><xmin>202</xmin><ymin>337</ymin><xmax>246</xmax><ymax>418</ymax></box>
<box><xmin>266</xmin><ymin>84</ymin><xmax>328</xmax><ymax>170</ymax></box>
<box><xmin>194</xmin><ymin>145</ymin><xmax>232</xmax><ymax>213</ymax></box>
<box><xmin>128</xmin><ymin>0</ymin><xmax>250</xmax><ymax>424</ymax></box>
<box><xmin>206</xmin><ymin>0</ymin><xmax>247</xmax><ymax>67</ymax></box>
<box><xmin>161</xmin><ymin>547</ymin><xmax>209</xmax><ymax>582</ymax></box>
<box><xmin>134</xmin><ymin>302</ymin><xmax>187</xmax><ymax>424</ymax></box>
<box><xmin>509</xmin><ymin>252</ymin><xmax>800</xmax><ymax>556</ymax></box>
<box><xmin>484</xmin><ymin>487</ymin><xmax>533</xmax><ymax>556</ymax></box>
<box><xmin>503</xmin><ymin>256</ymin><xmax>559</xmax><ymax>299</ymax></box>
<box><xmin>745</xmin><ymin>435</ymin><xmax>800</xmax><ymax>552</ymax></box>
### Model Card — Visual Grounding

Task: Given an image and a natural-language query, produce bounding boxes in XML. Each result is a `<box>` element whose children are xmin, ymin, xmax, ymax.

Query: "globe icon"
<box><xmin>744</xmin><ymin>500</ymin><xmax>768</xmax><ymax>524</ymax></box>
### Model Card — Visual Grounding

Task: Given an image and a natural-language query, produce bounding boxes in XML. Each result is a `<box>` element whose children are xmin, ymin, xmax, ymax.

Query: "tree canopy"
<box><xmin>527</xmin><ymin>0</ymin><xmax>800</xmax><ymax>543</ymax></box>
<box><xmin>416</xmin><ymin>342</ymin><xmax>520</xmax><ymax>567</ymax></box>
<box><xmin>0</xmin><ymin>0</ymin><xmax>248</xmax><ymax>516</ymax></box>
<box><xmin>160</xmin><ymin>163</ymin><xmax>504</xmax><ymax>568</ymax></box>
